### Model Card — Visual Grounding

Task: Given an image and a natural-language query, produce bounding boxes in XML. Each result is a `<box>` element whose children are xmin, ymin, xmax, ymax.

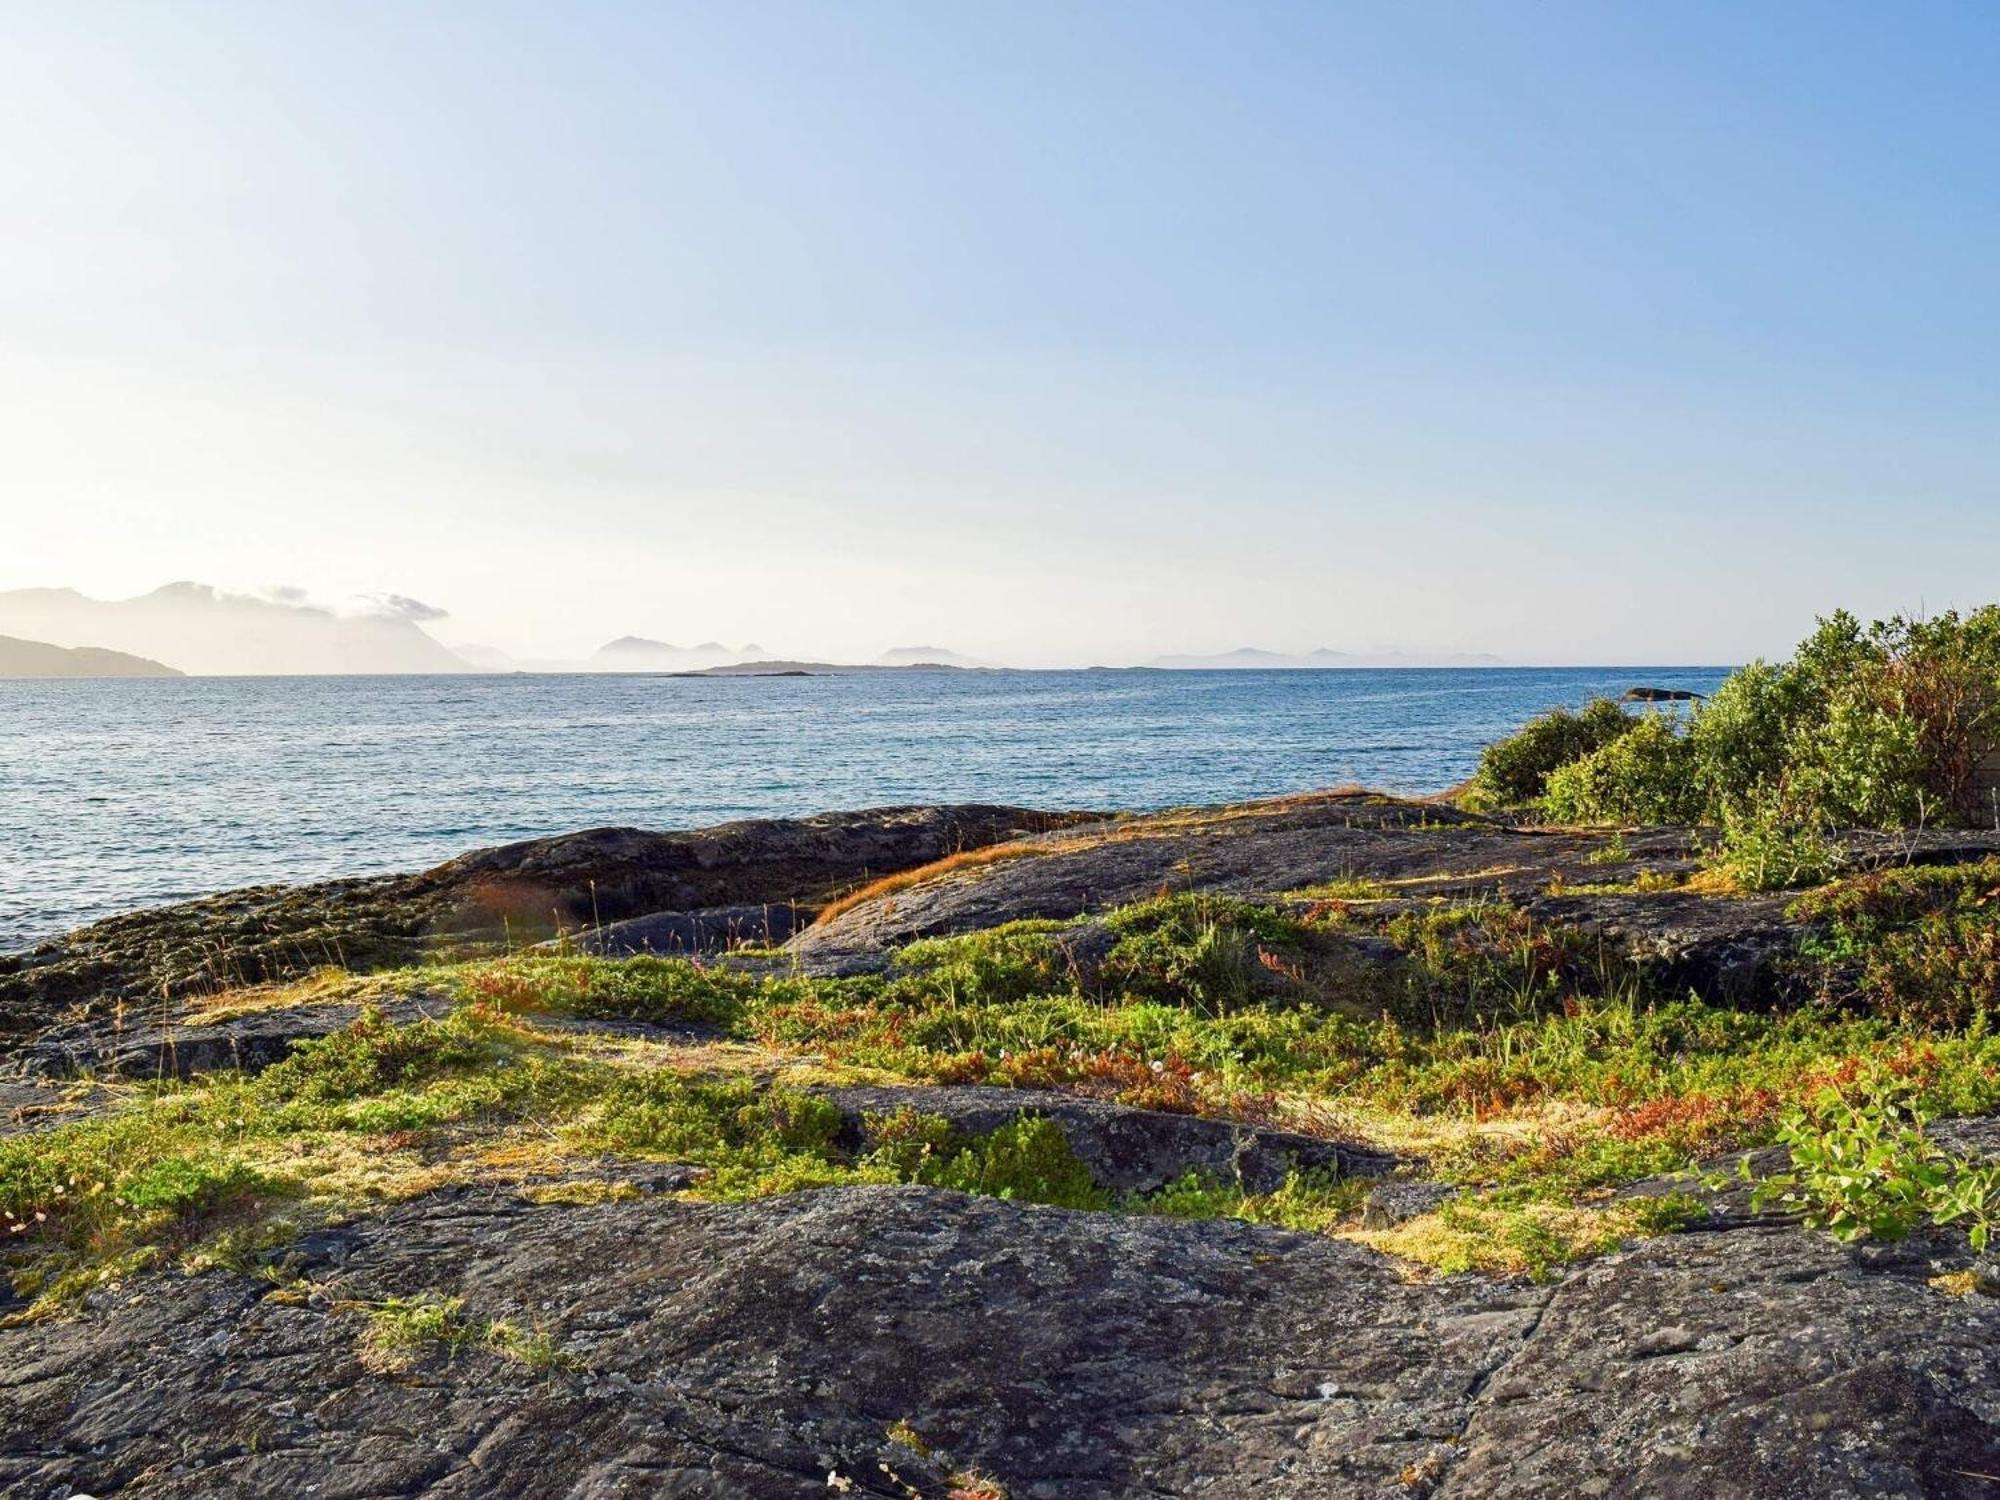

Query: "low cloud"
<box><xmin>342</xmin><ymin>592</ymin><xmax>450</xmax><ymax>623</ymax></box>
<box><xmin>247</xmin><ymin>584</ymin><xmax>451</xmax><ymax>623</ymax></box>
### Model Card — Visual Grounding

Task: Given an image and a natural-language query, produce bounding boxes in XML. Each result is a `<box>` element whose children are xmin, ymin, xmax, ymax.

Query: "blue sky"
<box><xmin>2</xmin><ymin>2</ymin><xmax>1996</xmax><ymax>664</ymax></box>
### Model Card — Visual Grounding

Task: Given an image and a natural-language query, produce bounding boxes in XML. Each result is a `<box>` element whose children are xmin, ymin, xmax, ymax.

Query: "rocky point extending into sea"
<box><xmin>2</xmin><ymin>791</ymin><xmax>1997</xmax><ymax>1497</ymax></box>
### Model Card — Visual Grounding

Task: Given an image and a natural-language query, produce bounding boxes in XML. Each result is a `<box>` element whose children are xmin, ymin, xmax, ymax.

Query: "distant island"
<box><xmin>0</xmin><ymin>633</ymin><xmax>181</xmax><ymax>679</ymax></box>
<box><xmin>679</xmin><ymin>659</ymin><xmax>981</xmax><ymax>677</ymax></box>
<box><xmin>1146</xmin><ymin>646</ymin><xmax>1506</xmax><ymax>670</ymax></box>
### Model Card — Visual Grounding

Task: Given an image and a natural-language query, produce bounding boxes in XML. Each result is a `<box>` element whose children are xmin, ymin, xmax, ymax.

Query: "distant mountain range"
<box><xmin>590</xmin><ymin>636</ymin><xmax>771</xmax><ymax>672</ymax></box>
<box><xmin>875</xmin><ymin>645</ymin><xmax>991</xmax><ymax>668</ymax></box>
<box><xmin>0</xmin><ymin>584</ymin><xmax>1510</xmax><ymax>676</ymax></box>
<box><xmin>0</xmin><ymin>585</ymin><xmax>470</xmax><ymax>675</ymax></box>
<box><xmin>0</xmin><ymin>633</ymin><xmax>181</xmax><ymax>679</ymax></box>
<box><xmin>1144</xmin><ymin>647</ymin><xmax>1506</xmax><ymax>670</ymax></box>
<box><xmin>458</xmin><ymin>641</ymin><xmax>991</xmax><ymax>674</ymax></box>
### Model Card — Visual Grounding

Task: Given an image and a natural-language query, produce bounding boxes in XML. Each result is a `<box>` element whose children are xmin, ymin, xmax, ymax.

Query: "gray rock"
<box><xmin>1971</xmin><ymin>1257</ymin><xmax>2000</xmax><ymax>1298</ymax></box>
<box><xmin>1447</xmin><ymin>1226</ymin><xmax>2000</xmax><ymax>1498</ymax></box>
<box><xmin>1360</xmin><ymin>1178</ymin><xmax>1454</xmax><ymax>1229</ymax></box>
<box><xmin>551</xmin><ymin>901</ymin><xmax>801</xmax><ymax>957</ymax></box>
<box><xmin>7</xmin><ymin>992</ymin><xmax>452</xmax><ymax>1082</ymax></box>
<box><xmin>2</xmin><ymin>1184</ymin><xmax>1995</xmax><ymax>1498</ymax></box>
<box><xmin>0</xmin><ymin>1078</ymin><xmax>114</xmax><ymax>1137</ymax></box>
<box><xmin>818</xmin><ymin>1083</ymin><xmax>1396</xmax><ymax>1192</ymax></box>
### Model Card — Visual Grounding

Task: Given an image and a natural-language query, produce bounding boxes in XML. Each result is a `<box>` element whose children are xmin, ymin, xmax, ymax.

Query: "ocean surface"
<box><xmin>0</xmin><ymin>666</ymin><xmax>1728</xmax><ymax>949</ymax></box>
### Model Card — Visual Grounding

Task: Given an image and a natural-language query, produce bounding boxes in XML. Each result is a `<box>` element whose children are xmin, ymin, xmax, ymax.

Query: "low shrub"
<box><xmin>453</xmin><ymin>955</ymin><xmax>755</xmax><ymax>1029</ymax></box>
<box><xmin>1792</xmin><ymin>860</ymin><xmax>2000</xmax><ymax>1024</ymax></box>
<box><xmin>891</xmin><ymin>921</ymin><xmax>1082</xmax><ymax>1007</ymax></box>
<box><xmin>1139</xmin><ymin>1166</ymin><xmax>1368</xmax><ymax>1232</ymax></box>
<box><xmin>1099</xmin><ymin>894</ymin><xmax>1306</xmax><ymax>1015</ymax></box>
<box><xmin>913</xmin><ymin>1115</ymin><xmax>1107</xmax><ymax>1210</ymax></box>
<box><xmin>1542</xmin><ymin>715</ymin><xmax>1702</xmax><ymax>825</ymax></box>
<box><xmin>1473</xmin><ymin>698</ymin><xmax>1637</xmax><ymax>806</ymax></box>
<box><xmin>1378</xmin><ymin>904</ymin><xmax>1619</xmax><ymax>1026</ymax></box>
<box><xmin>1746</xmin><ymin>1070</ymin><xmax>2000</xmax><ymax>1249</ymax></box>
<box><xmin>114</xmin><ymin>1156</ymin><xmax>271</xmax><ymax>1217</ymax></box>
<box><xmin>1703</xmin><ymin>798</ymin><xmax>1838</xmax><ymax>892</ymax></box>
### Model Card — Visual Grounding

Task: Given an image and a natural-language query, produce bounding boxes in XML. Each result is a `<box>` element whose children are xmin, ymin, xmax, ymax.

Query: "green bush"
<box><xmin>1483</xmin><ymin>606</ymin><xmax>2000</xmax><ymax>831</ymax></box>
<box><xmin>1542</xmin><ymin>715</ymin><xmax>1701</xmax><ymax>825</ymax></box>
<box><xmin>1704</xmin><ymin>797</ymin><xmax>1838</xmax><ymax>892</ymax></box>
<box><xmin>1788</xmin><ymin>693</ymin><xmax>1926</xmax><ymax>828</ymax></box>
<box><xmin>1474</xmin><ymin>698</ymin><xmax>1638</xmax><ymax>806</ymax></box>
<box><xmin>1685</xmin><ymin>661</ymin><xmax>1794</xmax><ymax>813</ymax></box>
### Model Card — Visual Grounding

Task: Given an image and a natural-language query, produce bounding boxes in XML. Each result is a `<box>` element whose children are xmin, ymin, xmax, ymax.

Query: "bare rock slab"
<box><xmin>3</xmin><ymin>1185</ymin><xmax>1996</xmax><ymax>1499</ymax></box>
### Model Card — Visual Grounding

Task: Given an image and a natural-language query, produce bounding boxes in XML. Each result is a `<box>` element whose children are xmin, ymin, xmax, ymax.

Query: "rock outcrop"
<box><xmin>2</xmin><ymin>1184</ymin><xmax>1995</xmax><ymax>1499</ymax></box>
<box><xmin>0</xmin><ymin>804</ymin><xmax>1094</xmax><ymax>1046</ymax></box>
<box><xmin>787</xmin><ymin>790</ymin><xmax>2000</xmax><ymax>987</ymax></box>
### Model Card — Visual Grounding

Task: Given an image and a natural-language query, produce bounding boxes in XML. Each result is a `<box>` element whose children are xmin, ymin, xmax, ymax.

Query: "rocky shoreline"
<box><xmin>4</xmin><ymin>791</ymin><xmax>1998</xmax><ymax>1497</ymax></box>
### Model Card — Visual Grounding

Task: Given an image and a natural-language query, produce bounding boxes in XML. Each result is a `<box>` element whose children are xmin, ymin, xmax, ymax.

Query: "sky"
<box><xmin>2</xmin><ymin>1</ymin><xmax>1997</xmax><ymax>667</ymax></box>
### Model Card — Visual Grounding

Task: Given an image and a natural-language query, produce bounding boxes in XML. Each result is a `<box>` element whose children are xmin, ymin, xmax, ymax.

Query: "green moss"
<box><xmin>1287</xmin><ymin>876</ymin><xmax>1393</xmax><ymax>901</ymax></box>
<box><xmin>1356</xmin><ymin>1190</ymin><xmax>1705</xmax><ymax>1282</ymax></box>
<box><xmin>1137</xmin><ymin>1166</ymin><xmax>1369</xmax><ymax>1232</ymax></box>
<box><xmin>482</xmin><ymin>1318</ymin><xmax>577</xmax><ymax>1371</ymax></box>
<box><xmin>358</xmin><ymin>1292</ymin><xmax>477</xmax><ymax>1370</ymax></box>
<box><xmin>916</xmin><ymin>1115</ymin><xmax>1107</xmax><ymax>1210</ymax></box>
<box><xmin>352</xmin><ymin>1293</ymin><xmax>580</xmax><ymax>1374</ymax></box>
<box><xmin>114</xmin><ymin>1155</ymin><xmax>272</xmax><ymax>1216</ymax></box>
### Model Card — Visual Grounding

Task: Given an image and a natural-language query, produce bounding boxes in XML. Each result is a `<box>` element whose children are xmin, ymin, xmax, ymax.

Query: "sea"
<box><xmin>0</xmin><ymin>666</ymin><xmax>1729</xmax><ymax>949</ymax></box>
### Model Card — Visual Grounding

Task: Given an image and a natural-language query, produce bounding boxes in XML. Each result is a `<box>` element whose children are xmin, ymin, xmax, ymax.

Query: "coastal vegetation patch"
<box><xmin>8</xmin><ymin>876</ymin><xmax>1995</xmax><ymax>1316</ymax></box>
<box><xmin>1474</xmin><ymin>607</ymin><xmax>2000</xmax><ymax>886</ymax></box>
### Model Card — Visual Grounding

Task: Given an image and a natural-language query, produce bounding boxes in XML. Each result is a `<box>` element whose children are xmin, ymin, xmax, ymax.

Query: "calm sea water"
<box><xmin>0</xmin><ymin>667</ymin><xmax>1727</xmax><ymax>949</ymax></box>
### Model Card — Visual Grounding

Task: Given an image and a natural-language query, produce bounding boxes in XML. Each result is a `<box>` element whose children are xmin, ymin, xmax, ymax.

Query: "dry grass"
<box><xmin>811</xmin><ymin>843</ymin><xmax>1057</xmax><ymax>927</ymax></box>
<box><xmin>176</xmin><ymin>968</ymin><xmax>369</xmax><ymax>1025</ymax></box>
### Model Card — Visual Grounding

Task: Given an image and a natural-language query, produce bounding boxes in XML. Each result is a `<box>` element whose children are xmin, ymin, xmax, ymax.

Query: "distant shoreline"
<box><xmin>5</xmin><ymin>662</ymin><xmax>1740</xmax><ymax>682</ymax></box>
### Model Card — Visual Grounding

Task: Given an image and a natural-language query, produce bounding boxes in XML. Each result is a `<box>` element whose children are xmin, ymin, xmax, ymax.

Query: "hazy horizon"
<box><xmin>4</xmin><ymin>3</ymin><xmax>1997</xmax><ymax>667</ymax></box>
<box><xmin>0</xmin><ymin>577</ymin><xmax>1670</xmax><ymax>673</ymax></box>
